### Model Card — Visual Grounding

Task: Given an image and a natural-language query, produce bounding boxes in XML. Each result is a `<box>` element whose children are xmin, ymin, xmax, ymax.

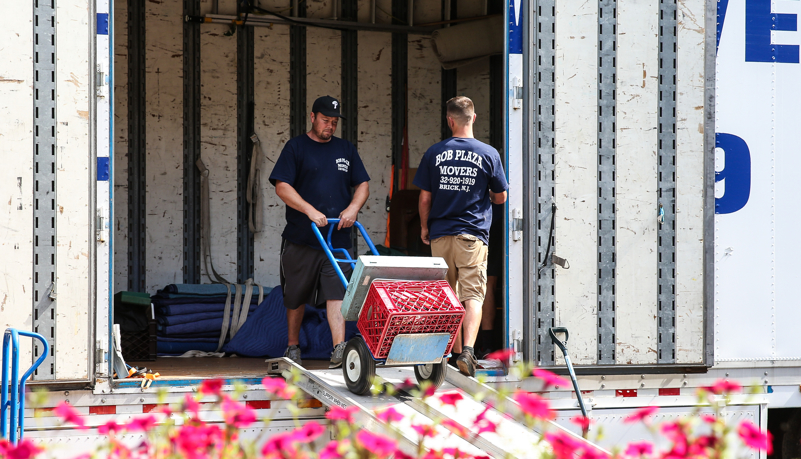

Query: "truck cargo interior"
<box><xmin>113</xmin><ymin>0</ymin><xmax>508</xmax><ymax>378</ymax></box>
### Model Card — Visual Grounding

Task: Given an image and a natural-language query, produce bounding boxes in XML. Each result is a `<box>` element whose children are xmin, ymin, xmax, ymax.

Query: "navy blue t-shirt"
<box><xmin>413</xmin><ymin>137</ymin><xmax>508</xmax><ymax>245</ymax></box>
<box><xmin>269</xmin><ymin>135</ymin><xmax>370</xmax><ymax>249</ymax></box>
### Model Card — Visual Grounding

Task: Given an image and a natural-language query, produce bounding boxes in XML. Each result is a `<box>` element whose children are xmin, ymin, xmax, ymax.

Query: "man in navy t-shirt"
<box><xmin>269</xmin><ymin>95</ymin><xmax>370</xmax><ymax>369</ymax></box>
<box><xmin>413</xmin><ymin>96</ymin><xmax>508</xmax><ymax>377</ymax></box>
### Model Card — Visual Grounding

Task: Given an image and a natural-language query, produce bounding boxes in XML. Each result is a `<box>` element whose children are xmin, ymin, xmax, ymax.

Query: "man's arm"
<box><xmin>337</xmin><ymin>181</ymin><xmax>370</xmax><ymax>229</ymax></box>
<box><xmin>490</xmin><ymin>190</ymin><xmax>508</xmax><ymax>204</ymax></box>
<box><xmin>418</xmin><ymin>190</ymin><xmax>433</xmax><ymax>245</ymax></box>
<box><xmin>275</xmin><ymin>180</ymin><xmax>328</xmax><ymax>227</ymax></box>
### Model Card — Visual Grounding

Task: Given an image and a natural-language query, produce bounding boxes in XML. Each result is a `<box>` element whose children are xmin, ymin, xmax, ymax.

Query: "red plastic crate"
<box><xmin>357</xmin><ymin>280</ymin><xmax>465</xmax><ymax>359</ymax></box>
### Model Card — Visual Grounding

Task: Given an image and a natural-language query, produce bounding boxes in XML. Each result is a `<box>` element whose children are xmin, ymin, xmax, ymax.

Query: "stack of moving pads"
<box><xmin>153</xmin><ymin>284</ymin><xmax>359</xmax><ymax>359</ymax></box>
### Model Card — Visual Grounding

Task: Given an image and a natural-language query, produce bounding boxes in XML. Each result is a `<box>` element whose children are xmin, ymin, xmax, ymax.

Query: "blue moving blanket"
<box><xmin>156</xmin><ymin>301</ymin><xmax>260</xmax><ymax>316</ymax></box>
<box><xmin>222</xmin><ymin>286</ymin><xmax>359</xmax><ymax>359</ymax></box>
<box><xmin>159</xmin><ymin>284</ymin><xmax>267</xmax><ymax>296</ymax></box>
<box><xmin>157</xmin><ymin>311</ymin><xmax>224</xmax><ymax>326</ymax></box>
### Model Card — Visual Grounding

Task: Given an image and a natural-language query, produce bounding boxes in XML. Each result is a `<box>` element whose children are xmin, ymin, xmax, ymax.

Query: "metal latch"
<box><xmin>97</xmin><ymin>209</ymin><xmax>108</xmax><ymax>243</ymax></box>
<box><xmin>511</xmin><ymin>329</ymin><xmax>523</xmax><ymax>362</ymax></box>
<box><xmin>512</xmin><ymin>208</ymin><xmax>523</xmax><ymax>241</ymax></box>
<box><xmin>512</xmin><ymin>77</ymin><xmax>523</xmax><ymax>110</ymax></box>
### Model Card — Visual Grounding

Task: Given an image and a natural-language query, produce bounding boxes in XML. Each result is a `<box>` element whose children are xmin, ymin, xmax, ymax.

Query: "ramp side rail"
<box><xmin>1</xmin><ymin>328</ymin><xmax>49</xmax><ymax>444</ymax></box>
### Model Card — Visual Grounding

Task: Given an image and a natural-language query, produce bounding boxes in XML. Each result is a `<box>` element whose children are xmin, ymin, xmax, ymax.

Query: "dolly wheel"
<box><xmin>414</xmin><ymin>358</ymin><xmax>448</xmax><ymax>390</ymax></box>
<box><xmin>343</xmin><ymin>337</ymin><xmax>375</xmax><ymax>395</ymax></box>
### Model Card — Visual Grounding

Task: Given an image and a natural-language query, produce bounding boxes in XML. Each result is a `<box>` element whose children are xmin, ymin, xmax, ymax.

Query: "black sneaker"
<box><xmin>329</xmin><ymin>342</ymin><xmax>346</xmax><ymax>369</ymax></box>
<box><xmin>456</xmin><ymin>349</ymin><xmax>477</xmax><ymax>377</ymax></box>
<box><xmin>284</xmin><ymin>345</ymin><xmax>302</xmax><ymax>366</ymax></box>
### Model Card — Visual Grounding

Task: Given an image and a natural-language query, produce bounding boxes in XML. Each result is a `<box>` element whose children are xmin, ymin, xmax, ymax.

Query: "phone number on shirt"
<box><xmin>440</xmin><ymin>176</ymin><xmax>476</xmax><ymax>186</ymax></box>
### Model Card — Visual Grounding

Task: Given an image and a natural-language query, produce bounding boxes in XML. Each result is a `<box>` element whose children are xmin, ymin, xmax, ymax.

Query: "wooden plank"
<box><xmin>114</xmin><ymin>0</ymin><xmax>129</xmax><ymax>294</ymax></box>
<box><xmin>553</xmin><ymin>0</ymin><xmax>598</xmax><ymax>365</ymax></box>
<box><xmin>407</xmin><ymin>35</ymin><xmax>441</xmax><ymax>167</ymax></box>
<box><xmin>200</xmin><ymin>24</ymin><xmax>238</xmax><ymax>282</ymax></box>
<box><xmin>614</xmin><ymin>0</ymin><xmax>659</xmax><ymax>365</ymax></box>
<box><xmin>145</xmin><ymin>0</ymin><xmax>184</xmax><ymax>292</ymax></box>
<box><xmin>356</xmin><ymin>30</ymin><xmax>392</xmax><ymax>246</ymax></box>
<box><xmin>0</xmin><ymin>0</ymin><xmax>34</xmax><ymax>362</ymax></box>
<box><xmin>675</xmin><ymin>0</ymin><xmax>705</xmax><ymax>364</ymax></box>
<box><xmin>253</xmin><ymin>24</ymin><xmax>291</xmax><ymax>287</ymax></box>
<box><xmin>55</xmin><ymin>0</ymin><xmax>92</xmax><ymax>380</ymax></box>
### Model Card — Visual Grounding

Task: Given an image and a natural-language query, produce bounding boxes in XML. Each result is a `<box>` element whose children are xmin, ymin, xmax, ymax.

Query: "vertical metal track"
<box><xmin>489</xmin><ymin>55</ymin><xmax>504</xmax><ymax>151</ymax></box>
<box><xmin>441</xmin><ymin>69</ymin><xmax>457</xmax><ymax>139</ymax></box>
<box><xmin>128</xmin><ymin>0</ymin><xmax>146</xmax><ymax>292</ymax></box>
<box><xmin>341</xmin><ymin>0</ymin><xmax>358</xmax><ymax>145</ymax></box>
<box><xmin>441</xmin><ymin>0</ymin><xmax>456</xmax><ymax>140</ymax></box>
<box><xmin>236</xmin><ymin>13</ymin><xmax>255</xmax><ymax>283</ymax></box>
<box><xmin>521</xmin><ymin>0</ymin><xmax>536</xmax><ymax>363</ymax></box>
<box><xmin>657</xmin><ymin>0</ymin><xmax>678</xmax><ymax>364</ymax></box>
<box><xmin>341</xmin><ymin>0</ymin><xmax>359</xmax><ymax>252</ymax></box>
<box><xmin>703</xmin><ymin>0</ymin><xmax>716</xmax><ymax>367</ymax></box>
<box><xmin>597</xmin><ymin>0</ymin><xmax>617</xmax><ymax>365</ymax></box>
<box><xmin>290</xmin><ymin>5</ymin><xmax>307</xmax><ymax>138</ymax></box>
<box><xmin>534</xmin><ymin>0</ymin><xmax>556</xmax><ymax>366</ymax></box>
<box><xmin>33</xmin><ymin>0</ymin><xmax>58</xmax><ymax>380</ymax></box>
<box><xmin>392</xmin><ymin>0</ymin><xmax>408</xmax><ymax>191</ymax></box>
<box><xmin>183</xmin><ymin>0</ymin><xmax>202</xmax><ymax>284</ymax></box>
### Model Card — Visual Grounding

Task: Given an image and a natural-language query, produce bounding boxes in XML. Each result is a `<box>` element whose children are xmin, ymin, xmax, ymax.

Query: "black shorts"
<box><xmin>487</xmin><ymin>216</ymin><xmax>503</xmax><ymax>278</ymax></box>
<box><xmin>280</xmin><ymin>239</ymin><xmax>353</xmax><ymax>309</ymax></box>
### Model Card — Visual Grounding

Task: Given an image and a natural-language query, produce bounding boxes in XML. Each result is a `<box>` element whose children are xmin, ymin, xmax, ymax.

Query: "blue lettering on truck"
<box><xmin>715</xmin><ymin>133</ymin><xmax>751</xmax><ymax>214</ymax></box>
<box><xmin>718</xmin><ymin>0</ymin><xmax>799</xmax><ymax>62</ymax></box>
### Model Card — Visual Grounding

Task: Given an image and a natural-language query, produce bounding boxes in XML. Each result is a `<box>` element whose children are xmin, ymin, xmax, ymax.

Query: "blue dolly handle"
<box><xmin>311</xmin><ymin>219</ymin><xmax>380</xmax><ymax>289</ymax></box>
<box><xmin>2</xmin><ymin>328</ymin><xmax>49</xmax><ymax>443</ymax></box>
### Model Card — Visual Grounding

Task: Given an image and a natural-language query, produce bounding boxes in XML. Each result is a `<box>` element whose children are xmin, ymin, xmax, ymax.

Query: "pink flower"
<box><xmin>421</xmin><ymin>384</ymin><xmax>437</xmax><ymax>398</ymax></box>
<box><xmin>262</xmin><ymin>377</ymin><xmax>296</xmax><ymax>399</ymax></box>
<box><xmin>412</xmin><ymin>423</ymin><xmax>438</xmax><ymax>438</ymax></box>
<box><xmin>356</xmin><ymin>430</ymin><xmax>397</xmax><ymax>458</ymax></box>
<box><xmin>183</xmin><ymin>393</ymin><xmax>200</xmax><ymax>417</ymax></box>
<box><xmin>473</xmin><ymin>404</ymin><xmax>498</xmax><ymax>434</ymax></box>
<box><xmin>439</xmin><ymin>392</ymin><xmax>463</xmax><ymax>407</ymax></box>
<box><xmin>326</xmin><ymin>405</ymin><xmax>359</xmax><ymax>423</ymax></box>
<box><xmin>319</xmin><ymin>440</ymin><xmax>348</xmax><ymax>459</ymax></box>
<box><xmin>544</xmin><ymin>431</ymin><xmax>583</xmax><ymax>459</ymax></box>
<box><xmin>199</xmin><ymin>378</ymin><xmax>223</xmax><ymax>396</ymax></box>
<box><xmin>97</xmin><ymin>420</ymin><xmax>120</xmax><ymax>435</ymax></box>
<box><xmin>173</xmin><ymin>424</ymin><xmax>223</xmax><ymax>458</ymax></box>
<box><xmin>394</xmin><ymin>449</ymin><xmax>416</xmax><ymax>459</ymax></box>
<box><xmin>486</xmin><ymin>349</ymin><xmax>515</xmax><ymax>362</ymax></box>
<box><xmin>261</xmin><ymin>432</ymin><xmax>297</xmax><ymax>457</ymax></box>
<box><xmin>702</xmin><ymin>379</ymin><xmax>742</xmax><ymax>395</ymax></box>
<box><xmin>624</xmin><ymin>442</ymin><xmax>653</xmax><ymax>457</ymax></box>
<box><xmin>0</xmin><ymin>439</ymin><xmax>41</xmax><ymax>459</ymax></box>
<box><xmin>441</xmin><ymin>419</ymin><xmax>469</xmax><ymax>437</ymax></box>
<box><xmin>54</xmin><ymin>402</ymin><xmax>86</xmax><ymax>429</ymax></box>
<box><xmin>689</xmin><ymin>435</ymin><xmax>718</xmax><ymax>455</ymax></box>
<box><xmin>582</xmin><ymin>447</ymin><xmax>610</xmax><ymax>459</ymax></box>
<box><xmin>571</xmin><ymin>415</ymin><xmax>592</xmax><ymax>431</ymax></box>
<box><xmin>532</xmin><ymin>369</ymin><xmax>571</xmax><ymax>389</ymax></box>
<box><xmin>624</xmin><ymin>406</ymin><xmax>658</xmax><ymax>424</ymax></box>
<box><xmin>701</xmin><ymin>414</ymin><xmax>717</xmax><ymax>424</ymax></box>
<box><xmin>738</xmin><ymin>420</ymin><xmax>773</xmax><ymax>454</ymax></box>
<box><xmin>125</xmin><ymin>414</ymin><xmax>157</xmax><ymax>432</ymax></box>
<box><xmin>514</xmin><ymin>391</ymin><xmax>554</xmax><ymax>420</ymax></box>
<box><xmin>376</xmin><ymin>406</ymin><xmax>404</xmax><ymax>423</ymax></box>
<box><xmin>291</xmin><ymin>421</ymin><xmax>325</xmax><ymax>443</ymax></box>
<box><xmin>442</xmin><ymin>447</ymin><xmax>471</xmax><ymax>458</ymax></box>
<box><xmin>221</xmin><ymin>396</ymin><xmax>256</xmax><ymax>428</ymax></box>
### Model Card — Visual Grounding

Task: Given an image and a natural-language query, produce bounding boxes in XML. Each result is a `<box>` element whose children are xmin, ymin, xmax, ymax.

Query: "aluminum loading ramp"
<box><xmin>266</xmin><ymin>358</ymin><xmax>606</xmax><ymax>458</ymax></box>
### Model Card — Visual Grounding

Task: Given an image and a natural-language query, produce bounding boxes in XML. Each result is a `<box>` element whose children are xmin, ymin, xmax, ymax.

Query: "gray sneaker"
<box><xmin>329</xmin><ymin>342</ymin><xmax>346</xmax><ymax>369</ymax></box>
<box><xmin>284</xmin><ymin>345</ymin><xmax>302</xmax><ymax>366</ymax></box>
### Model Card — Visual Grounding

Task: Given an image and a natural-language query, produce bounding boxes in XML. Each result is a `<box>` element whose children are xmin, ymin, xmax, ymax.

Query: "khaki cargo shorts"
<box><xmin>430</xmin><ymin>234</ymin><xmax>488</xmax><ymax>304</ymax></box>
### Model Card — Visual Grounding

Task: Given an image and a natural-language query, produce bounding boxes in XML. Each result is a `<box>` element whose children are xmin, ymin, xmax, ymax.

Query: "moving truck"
<box><xmin>2</xmin><ymin>0</ymin><xmax>798</xmax><ymax>455</ymax></box>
